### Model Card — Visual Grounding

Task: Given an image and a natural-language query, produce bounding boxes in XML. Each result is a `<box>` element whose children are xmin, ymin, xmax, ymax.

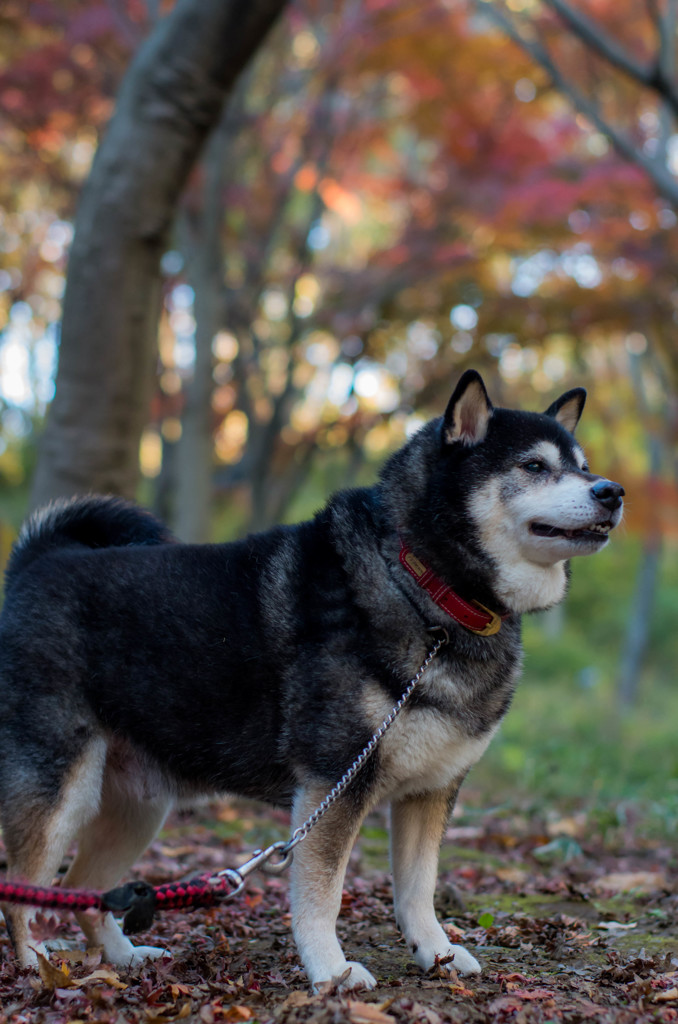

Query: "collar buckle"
<box><xmin>468</xmin><ymin>601</ymin><xmax>502</xmax><ymax>636</ymax></box>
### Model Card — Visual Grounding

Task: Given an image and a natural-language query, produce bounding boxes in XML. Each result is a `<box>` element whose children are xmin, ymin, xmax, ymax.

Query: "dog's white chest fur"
<box><xmin>365</xmin><ymin>670</ymin><xmax>498</xmax><ymax>802</ymax></box>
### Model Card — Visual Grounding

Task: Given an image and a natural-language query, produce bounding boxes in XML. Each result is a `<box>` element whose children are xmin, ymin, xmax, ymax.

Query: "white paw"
<box><xmin>340</xmin><ymin>962</ymin><xmax>378</xmax><ymax>991</ymax></box>
<box><xmin>114</xmin><ymin>944</ymin><xmax>172</xmax><ymax>968</ymax></box>
<box><xmin>313</xmin><ymin>961</ymin><xmax>377</xmax><ymax>991</ymax></box>
<box><xmin>443</xmin><ymin>944</ymin><xmax>481</xmax><ymax>977</ymax></box>
<box><xmin>413</xmin><ymin>940</ymin><xmax>481</xmax><ymax>977</ymax></box>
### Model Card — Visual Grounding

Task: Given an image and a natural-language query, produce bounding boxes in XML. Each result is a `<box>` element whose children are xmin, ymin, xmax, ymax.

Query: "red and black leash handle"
<box><xmin>0</xmin><ymin>841</ymin><xmax>293</xmax><ymax>936</ymax></box>
<box><xmin>0</xmin><ymin>873</ymin><xmax>236</xmax><ymax>935</ymax></box>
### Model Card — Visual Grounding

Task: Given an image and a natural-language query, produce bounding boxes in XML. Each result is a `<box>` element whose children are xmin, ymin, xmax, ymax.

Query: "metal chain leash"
<box><xmin>212</xmin><ymin>626</ymin><xmax>449</xmax><ymax>890</ymax></box>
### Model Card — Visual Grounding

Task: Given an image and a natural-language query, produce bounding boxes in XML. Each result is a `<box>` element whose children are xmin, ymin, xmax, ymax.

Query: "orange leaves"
<box><xmin>147</xmin><ymin>1002</ymin><xmax>192</xmax><ymax>1023</ymax></box>
<box><xmin>199</xmin><ymin>1002</ymin><xmax>254</xmax><ymax>1023</ymax></box>
<box><xmin>345</xmin><ymin>1000</ymin><xmax>396</xmax><ymax>1024</ymax></box>
<box><xmin>619</xmin><ymin>473</ymin><xmax>678</xmax><ymax>541</ymax></box>
<box><xmin>282</xmin><ymin>160</ymin><xmax>366</xmax><ymax>222</ymax></box>
<box><xmin>279</xmin><ymin>990</ymin><xmax>396</xmax><ymax>1024</ymax></box>
<box><xmin>319</xmin><ymin>179</ymin><xmax>363</xmax><ymax>223</ymax></box>
<box><xmin>295</xmin><ymin>163</ymin><xmax>318</xmax><ymax>191</ymax></box>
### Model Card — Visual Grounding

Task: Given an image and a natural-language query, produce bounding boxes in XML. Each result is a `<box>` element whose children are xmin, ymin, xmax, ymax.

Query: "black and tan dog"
<box><xmin>0</xmin><ymin>371</ymin><xmax>623</xmax><ymax>988</ymax></box>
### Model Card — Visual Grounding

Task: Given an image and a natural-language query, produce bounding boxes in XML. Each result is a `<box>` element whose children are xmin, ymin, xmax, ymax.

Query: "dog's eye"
<box><xmin>522</xmin><ymin>460</ymin><xmax>548</xmax><ymax>474</ymax></box>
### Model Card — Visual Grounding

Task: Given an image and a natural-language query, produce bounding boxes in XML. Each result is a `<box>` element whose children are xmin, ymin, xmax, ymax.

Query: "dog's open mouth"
<box><xmin>530</xmin><ymin>521</ymin><xmax>612</xmax><ymax>542</ymax></box>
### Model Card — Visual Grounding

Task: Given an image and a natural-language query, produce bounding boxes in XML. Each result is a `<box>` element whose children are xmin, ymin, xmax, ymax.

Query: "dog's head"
<box><xmin>382</xmin><ymin>370</ymin><xmax>624</xmax><ymax>614</ymax></box>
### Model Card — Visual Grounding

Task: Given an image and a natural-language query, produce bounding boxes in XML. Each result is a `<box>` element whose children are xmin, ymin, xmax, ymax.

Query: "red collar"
<box><xmin>399</xmin><ymin>542</ymin><xmax>507</xmax><ymax>636</ymax></box>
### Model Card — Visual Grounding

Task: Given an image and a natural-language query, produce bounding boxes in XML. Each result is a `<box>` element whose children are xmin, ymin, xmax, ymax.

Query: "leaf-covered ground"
<box><xmin>1</xmin><ymin>796</ymin><xmax>677</xmax><ymax>1023</ymax></box>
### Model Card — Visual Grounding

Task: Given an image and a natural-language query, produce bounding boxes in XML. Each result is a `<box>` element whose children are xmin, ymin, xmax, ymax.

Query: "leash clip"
<box><xmin>214</xmin><ymin>840</ymin><xmax>293</xmax><ymax>887</ymax></box>
<box><xmin>426</xmin><ymin>626</ymin><xmax>449</xmax><ymax>646</ymax></box>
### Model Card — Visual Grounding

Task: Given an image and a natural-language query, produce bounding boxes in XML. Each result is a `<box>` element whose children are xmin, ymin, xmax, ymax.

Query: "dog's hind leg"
<box><xmin>1</xmin><ymin>737</ymin><xmax>107</xmax><ymax>968</ymax></box>
<box><xmin>290</xmin><ymin>783</ymin><xmax>375</xmax><ymax>991</ymax></box>
<box><xmin>61</xmin><ymin>769</ymin><xmax>172</xmax><ymax>969</ymax></box>
<box><xmin>390</xmin><ymin>784</ymin><xmax>481</xmax><ymax>978</ymax></box>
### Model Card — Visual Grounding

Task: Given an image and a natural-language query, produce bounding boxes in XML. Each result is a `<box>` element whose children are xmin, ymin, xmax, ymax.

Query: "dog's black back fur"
<box><xmin>5</xmin><ymin>495</ymin><xmax>174</xmax><ymax>587</ymax></box>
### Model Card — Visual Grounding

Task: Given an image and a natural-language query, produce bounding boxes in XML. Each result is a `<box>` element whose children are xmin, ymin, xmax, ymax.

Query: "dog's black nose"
<box><xmin>591</xmin><ymin>479</ymin><xmax>625</xmax><ymax>511</ymax></box>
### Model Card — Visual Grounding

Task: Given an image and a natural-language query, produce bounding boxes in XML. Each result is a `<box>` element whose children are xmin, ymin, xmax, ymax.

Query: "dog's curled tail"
<box><xmin>6</xmin><ymin>494</ymin><xmax>174</xmax><ymax>586</ymax></box>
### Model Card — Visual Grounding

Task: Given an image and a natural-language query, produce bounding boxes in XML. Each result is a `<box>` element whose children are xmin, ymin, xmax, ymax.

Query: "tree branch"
<box><xmin>657</xmin><ymin>0</ymin><xmax>678</xmax><ymax>81</ymax></box>
<box><xmin>543</xmin><ymin>0</ymin><xmax>651</xmax><ymax>84</ymax></box>
<box><xmin>478</xmin><ymin>0</ymin><xmax>678</xmax><ymax>207</ymax></box>
<box><xmin>543</xmin><ymin>0</ymin><xmax>678</xmax><ymax>116</ymax></box>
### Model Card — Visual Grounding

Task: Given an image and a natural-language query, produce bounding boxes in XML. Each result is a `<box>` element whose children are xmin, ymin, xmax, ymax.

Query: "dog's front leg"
<box><xmin>290</xmin><ymin>784</ymin><xmax>375</xmax><ymax>991</ymax></box>
<box><xmin>391</xmin><ymin>785</ymin><xmax>481</xmax><ymax>978</ymax></box>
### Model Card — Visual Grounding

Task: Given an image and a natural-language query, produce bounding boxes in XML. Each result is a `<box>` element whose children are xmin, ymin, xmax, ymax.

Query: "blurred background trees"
<box><xmin>0</xmin><ymin>0</ymin><xmax>676</xmax><ymax>738</ymax></box>
<box><xmin>28</xmin><ymin>0</ymin><xmax>288</xmax><ymax>507</ymax></box>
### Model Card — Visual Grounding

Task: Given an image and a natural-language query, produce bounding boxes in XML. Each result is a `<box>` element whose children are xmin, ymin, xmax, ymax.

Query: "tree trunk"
<box><xmin>172</xmin><ymin>289</ymin><xmax>218</xmax><ymax>542</ymax></box>
<box><xmin>171</xmin><ymin>85</ymin><xmax>248</xmax><ymax>543</ymax></box>
<box><xmin>617</xmin><ymin>423</ymin><xmax>663</xmax><ymax>710</ymax></box>
<box><xmin>30</xmin><ymin>0</ymin><xmax>287</xmax><ymax>509</ymax></box>
<box><xmin>617</xmin><ymin>537</ymin><xmax>662</xmax><ymax>710</ymax></box>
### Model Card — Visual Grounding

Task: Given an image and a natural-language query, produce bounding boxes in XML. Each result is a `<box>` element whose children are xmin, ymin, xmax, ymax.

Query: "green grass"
<box><xmin>468</xmin><ymin>539</ymin><xmax>678</xmax><ymax>834</ymax></box>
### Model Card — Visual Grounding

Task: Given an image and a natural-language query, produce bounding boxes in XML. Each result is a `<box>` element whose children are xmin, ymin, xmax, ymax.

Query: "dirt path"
<box><xmin>0</xmin><ymin>801</ymin><xmax>676</xmax><ymax>1022</ymax></box>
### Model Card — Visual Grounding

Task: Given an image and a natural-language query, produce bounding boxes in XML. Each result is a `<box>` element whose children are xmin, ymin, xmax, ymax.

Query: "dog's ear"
<box><xmin>545</xmin><ymin>388</ymin><xmax>586</xmax><ymax>433</ymax></box>
<box><xmin>443</xmin><ymin>370</ymin><xmax>493</xmax><ymax>445</ymax></box>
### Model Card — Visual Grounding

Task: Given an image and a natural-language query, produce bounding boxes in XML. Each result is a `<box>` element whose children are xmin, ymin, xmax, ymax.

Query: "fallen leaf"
<box><xmin>448</xmin><ymin>983</ymin><xmax>475</xmax><ymax>997</ymax></box>
<box><xmin>35</xmin><ymin>951</ymin><xmax>73</xmax><ymax>991</ymax></box>
<box><xmin>346</xmin><ymin>999</ymin><xmax>395</xmax><ymax>1024</ymax></box>
<box><xmin>223</xmin><ymin>1007</ymin><xmax>254</xmax><ymax>1022</ymax></box>
<box><xmin>399</xmin><ymin>1003</ymin><xmax>442</xmax><ymax>1024</ymax></box>
<box><xmin>510</xmin><ymin>988</ymin><xmax>556</xmax><ymax>1000</ymax></box>
<box><xmin>28</xmin><ymin>912</ymin><xmax>63</xmax><ymax>942</ymax></box>
<box><xmin>488</xmin><ymin>996</ymin><xmax>522</xmax><ymax>1014</ymax></box>
<box><xmin>592</xmin><ymin>872</ymin><xmax>667</xmax><ymax>894</ymax></box>
<box><xmin>499</xmin><ymin>973</ymin><xmax>529</xmax><ymax>985</ymax></box>
<box><xmin>170</xmin><ymin>984</ymin><xmax>191</xmax><ymax>995</ymax></box>
<box><xmin>145</xmin><ymin>1005</ymin><xmax>192</xmax><ymax>1023</ymax></box>
<box><xmin>57</xmin><ymin>948</ymin><xmax>91</xmax><ymax>964</ymax></box>
<box><xmin>495</xmin><ymin>867</ymin><xmax>528</xmax><ymax>884</ymax></box>
<box><xmin>278</xmin><ymin>991</ymin><xmax>313</xmax><ymax>1010</ymax></box>
<box><xmin>656</xmin><ymin>989</ymin><xmax>678</xmax><ymax>1003</ymax></box>
<box><xmin>72</xmin><ymin>968</ymin><xmax>128</xmax><ymax>990</ymax></box>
